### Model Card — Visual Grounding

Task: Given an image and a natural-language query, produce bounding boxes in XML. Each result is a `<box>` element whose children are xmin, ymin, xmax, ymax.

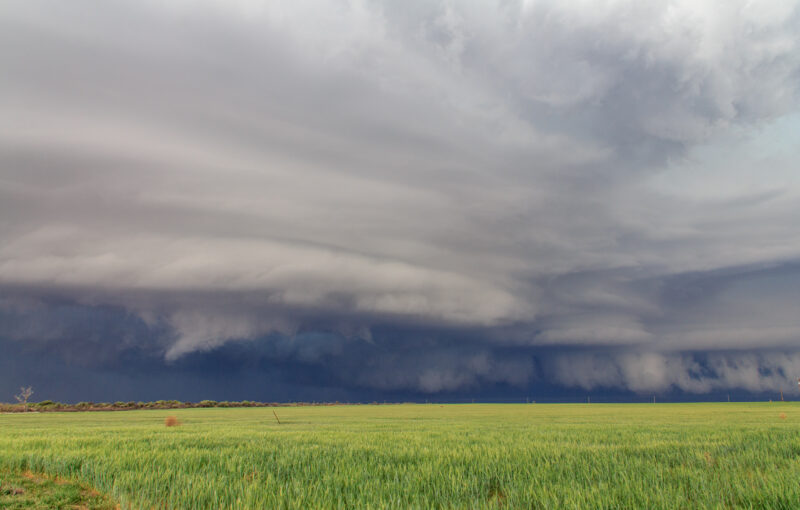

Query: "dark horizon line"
<box><xmin>3</xmin><ymin>396</ymin><xmax>797</xmax><ymax>412</ymax></box>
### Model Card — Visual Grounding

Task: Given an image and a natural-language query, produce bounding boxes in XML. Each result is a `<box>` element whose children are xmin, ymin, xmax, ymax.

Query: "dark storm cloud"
<box><xmin>2</xmin><ymin>1</ymin><xmax>800</xmax><ymax>398</ymax></box>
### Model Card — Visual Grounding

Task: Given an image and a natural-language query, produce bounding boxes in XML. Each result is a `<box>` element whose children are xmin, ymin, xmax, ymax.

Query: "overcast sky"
<box><xmin>2</xmin><ymin>0</ymin><xmax>800</xmax><ymax>402</ymax></box>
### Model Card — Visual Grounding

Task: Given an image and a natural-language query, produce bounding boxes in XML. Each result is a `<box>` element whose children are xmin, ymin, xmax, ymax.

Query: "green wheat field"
<box><xmin>1</xmin><ymin>403</ymin><xmax>799</xmax><ymax>509</ymax></box>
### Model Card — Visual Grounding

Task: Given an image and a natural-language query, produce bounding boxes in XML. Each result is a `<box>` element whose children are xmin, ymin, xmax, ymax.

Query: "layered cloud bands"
<box><xmin>2</xmin><ymin>1</ymin><xmax>800</xmax><ymax>396</ymax></box>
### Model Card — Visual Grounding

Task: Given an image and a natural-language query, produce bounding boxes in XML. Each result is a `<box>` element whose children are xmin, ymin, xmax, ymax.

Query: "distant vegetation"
<box><xmin>1</xmin><ymin>403</ymin><xmax>799</xmax><ymax>508</ymax></box>
<box><xmin>0</xmin><ymin>399</ymin><xmax>351</xmax><ymax>413</ymax></box>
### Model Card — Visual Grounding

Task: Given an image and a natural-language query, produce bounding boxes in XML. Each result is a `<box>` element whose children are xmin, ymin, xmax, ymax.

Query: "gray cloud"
<box><xmin>2</xmin><ymin>1</ymin><xmax>800</xmax><ymax>394</ymax></box>
<box><xmin>546</xmin><ymin>350</ymin><xmax>800</xmax><ymax>394</ymax></box>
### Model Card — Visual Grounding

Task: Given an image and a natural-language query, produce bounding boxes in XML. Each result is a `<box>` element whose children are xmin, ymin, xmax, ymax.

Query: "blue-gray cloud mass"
<box><xmin>2</xmin><ymin>0</ymin><xmax>800</xmax><ymax>401</ymax></box>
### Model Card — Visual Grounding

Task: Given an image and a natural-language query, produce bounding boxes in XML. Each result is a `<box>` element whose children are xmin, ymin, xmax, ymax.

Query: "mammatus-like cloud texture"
<box><xmin>2</xmin><ymin>0</ymin><xmax>800</xmax><ymax>396</ymax></box>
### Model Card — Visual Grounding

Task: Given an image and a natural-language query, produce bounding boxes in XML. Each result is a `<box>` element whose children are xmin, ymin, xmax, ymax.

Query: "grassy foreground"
<box><xmin>0</xmin><ymin>469</ymin><xmax>118</xmax><ymax>510</ymax></box>
<box><xmin>1</xmin><ymin>403</ymin><xmax>799</xmax><ymax>509</ymax></box>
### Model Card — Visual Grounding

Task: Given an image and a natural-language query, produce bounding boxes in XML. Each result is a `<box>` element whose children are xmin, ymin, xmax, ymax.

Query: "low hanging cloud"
<box><xmin>2</xmin><ymin>0</ymin><xmax>800</xmax><ymax>396</ymax></box>
<box><xmin>546</xmin><ymin>351</ymin><xmax>800</xmax><ymax>394</ymax></box>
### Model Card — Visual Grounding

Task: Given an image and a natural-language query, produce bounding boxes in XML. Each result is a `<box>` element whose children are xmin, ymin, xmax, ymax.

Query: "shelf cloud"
<box><xmin>2</xmin><ymin>0</ymin><xmax>800</xmax><ymax>399</ymax></box>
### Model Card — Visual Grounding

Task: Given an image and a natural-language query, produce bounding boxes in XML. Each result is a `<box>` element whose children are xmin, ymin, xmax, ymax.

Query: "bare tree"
<box><xmin>14</xmin><ymin>386</ymin><xmax>34</xmax><ymax>412</ymax></box>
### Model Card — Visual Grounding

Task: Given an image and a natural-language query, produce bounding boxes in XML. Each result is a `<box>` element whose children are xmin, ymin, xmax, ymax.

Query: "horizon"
<box><xmin>3</xmin><ymin>1</ymin><xmax>800</xmax><ymax>403</ymax></box>
<box><xmin>5</xmin><ymin>396</ymin><xmax>800</xmax><ymax>406</ymax></box>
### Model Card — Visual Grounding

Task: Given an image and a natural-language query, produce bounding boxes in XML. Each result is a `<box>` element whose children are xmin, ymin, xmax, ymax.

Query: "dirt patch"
<box><xmin>82</xmin><ymin>488</ymin><xmax>102</xmax><ymax>498</ymax></box>
<box><xmin>0</xmin><ymin>483</ymin><xmax>26</xmax><ymax>496</ymax></box>
<box><xmin>487</xmin><ymin>478</ymin><xmax>505</xmax><ymax>507</ymax></box>
<box><xmin>21</xmin><ymin>471</ymin><xmax>44</xmax><ymax>483</ymax></box>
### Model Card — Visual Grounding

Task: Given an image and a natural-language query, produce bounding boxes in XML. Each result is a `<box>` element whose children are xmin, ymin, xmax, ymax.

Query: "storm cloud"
<box><xmin>2</xmin><ymin>0</ymin><xmax>800</xmax><ymax>399</ymax></box>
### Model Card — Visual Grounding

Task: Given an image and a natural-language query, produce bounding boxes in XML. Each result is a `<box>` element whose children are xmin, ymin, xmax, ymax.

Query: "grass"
<box><xmin>0</xmin><ymin>403</ymin><xmax>799</xmax><ymax>509</ymax></box>
<box><xmin>0</xmin><ymin>469</ymin><xmax>117</xmax><ymax>509</ymax></box>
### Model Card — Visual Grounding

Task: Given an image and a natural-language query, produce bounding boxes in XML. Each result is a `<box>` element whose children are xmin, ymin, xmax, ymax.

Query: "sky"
<box><xmin>2</xmin><ymin>0</ymin><xmax>800</xmax><ymax>403</ymax></box>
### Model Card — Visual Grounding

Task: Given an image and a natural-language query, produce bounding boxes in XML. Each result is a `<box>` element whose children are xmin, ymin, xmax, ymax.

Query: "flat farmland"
<box><xmin>1</xmin><ymin>403</ymin><xmax>799</xmax><ymax>509</ymax></box>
